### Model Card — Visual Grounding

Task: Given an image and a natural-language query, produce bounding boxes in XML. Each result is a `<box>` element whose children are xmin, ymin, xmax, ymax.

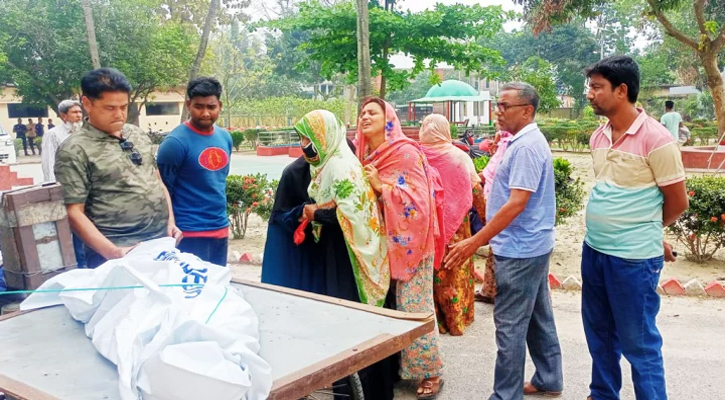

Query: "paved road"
<box><xmin>230</xmin><ymin>263</ymin><xmax>725</xmax><ymax>400</ymax></box>
<box><xmin>393</xmin><ymin>291</ymin><xmax>725</xmax><ymax>400</ymax></box>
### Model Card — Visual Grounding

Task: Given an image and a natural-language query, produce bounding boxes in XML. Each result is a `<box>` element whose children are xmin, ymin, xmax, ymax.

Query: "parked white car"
<box><xmin>0</xmin><ymin>122</ymin><xmax>17</xmax><ymax>165</ymax></box>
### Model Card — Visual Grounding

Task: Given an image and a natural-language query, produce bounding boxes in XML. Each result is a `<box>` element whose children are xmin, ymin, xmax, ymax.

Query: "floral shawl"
<box><xmin>295</xmin><ymin>110</ymin><xmax>390</xmax><ymax>306</ymax></box>
<box><xmin>355</xmin><ymin>99</ymin><xmax>445</xmax><ymax>281</ymax></box>
<box><xmin>420</xmin><ymin>114</ymin><xmax>478</xmax><ymax>245</ymax></box>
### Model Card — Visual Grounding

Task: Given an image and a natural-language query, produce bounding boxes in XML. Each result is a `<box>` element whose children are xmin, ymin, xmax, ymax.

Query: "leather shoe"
<box><xmin>523</xmin><ymin>382</ymin><xmax>562</xmax><ymax>397</ymax></box>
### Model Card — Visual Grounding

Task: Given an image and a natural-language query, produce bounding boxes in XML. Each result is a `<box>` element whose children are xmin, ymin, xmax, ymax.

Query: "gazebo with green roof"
<box><xmin>408</xmin><ymin>79</ymin><xmax>492</xmax><ymax>125</ymax></box>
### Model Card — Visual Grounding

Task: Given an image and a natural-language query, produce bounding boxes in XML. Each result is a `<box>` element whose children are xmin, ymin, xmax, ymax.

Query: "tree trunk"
<box><xmin>181</xmin><ymin>0</ymin><xmax>220</xmax><ymax>122</ymax></box>
<box><xmin>378</xmin><ymin>0</ymin><xmax>395</xmax><ymax>100</ymax></box>
<box><xmin>81</xmin><ymin>0</ymin><xmax>101</xmax><ymax>69</ymax></box>
<box><xmin>700</xmin><ymin>52</ymin><xmax>725</xmax><ymax>146</ymax></box>
<box><xmin>356</xmin><ymin>0</ymin><xmax>372</xmax><ymax>109</ymax></box>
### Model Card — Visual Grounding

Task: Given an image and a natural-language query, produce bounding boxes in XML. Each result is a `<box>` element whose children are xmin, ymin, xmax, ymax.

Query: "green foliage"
<box><xmin>226</xmin><ymin>173</ymin><xmax>276</xmax><ymax>239</ymax></box>
<box><xmin>14</xmin><ymin>139</ymin><xmax>23</xmax><ymax>157</ymax></box>
<box><xmin>507</xmin><ymin>56</ymin><xmax>561</xmax><ymax>114</ymax></box>
<box><xmin>231</xmin><ymin>96</ymin><xmax>352</xmax><ymax>128</ymax></box>
<box><xmin>0</xmin><ymin>0</ymin><xmax>197</xmax><ymax>116</ymax></box>
<box><xmin>473</xmin><ymin>156</ymin><xmax>491</xmax><ymax>173</ymax></box>
<box><xmin>478</xmin><ymin>23</ymin><xmax>599</xmax><ymax>112</ymax></box>
<box><xmin>682</xmin><ymin>92</ymin><xmax>716</xmax><ymax>121</ymax></box>
<box><xmin>449</xmin><ymin>124</ymin><xmax>459</xmax><ymax>139</ymax></box>
<box><xmin>553</xmin><ymin>157</ymin><xmax>585</xmax><ymax>225</ymax></box>
<box><xmin>265</xmin><ymin>1</ymin><xmax>509</xmax><ymax>95</ymax></box>
<box><xmin>668</xmin><ymin>176</ymin><xmax>725</xmax><ymax>262</ymax></box>
<box><xmin>387</xmin><ymin>70</ymin><xmax>437</xmax><ymax>106</ymax></box>
<box><xmin>686</xmin><ymin>120</ymin><xmax>719</xmax><ymax>145</ymax></box>
<box><xmin>242</xmin><ymin>129</ymin><xmax>259</xmax><ymax>148</ymax></box>
<box><xmin>538</xmin><ymin>118</ymin><xmax>599</xmax><ymax>151</ymax></box>
<box><xmin>230</xmin><ymin>130</ymin><xmax>245</xmax><ymax>151</ymax></box>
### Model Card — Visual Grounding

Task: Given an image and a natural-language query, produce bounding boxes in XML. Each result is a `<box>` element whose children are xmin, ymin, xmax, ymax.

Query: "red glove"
<box><xmin>294</xmin><ymin>219</ymin><xmax>310</xmax><ymax>245</ymax></box>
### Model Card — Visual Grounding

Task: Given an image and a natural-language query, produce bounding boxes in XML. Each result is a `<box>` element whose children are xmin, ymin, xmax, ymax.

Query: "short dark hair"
<box><xmin>186</xmin><ymin>77</ymin><xmax>222</xmax><ymax>100</ymax></box>
<box><xmin>500</xmin><ymin>82</ymin><xmax>540</xmax><ymax>114</ymax></box>
<box><xmin>81</xmin><ymin>68</ymin><xmax>132</xmax><ymax>100</ymax></box>
<box><xmin>665</xmin><ymin>100</ymin><xmax>674</xmax><ymax>109</ymax></box>
<box><xmin>584</xmin><ymin>55</ymin><xmax>640</xmax><ymax>103</ymax></box>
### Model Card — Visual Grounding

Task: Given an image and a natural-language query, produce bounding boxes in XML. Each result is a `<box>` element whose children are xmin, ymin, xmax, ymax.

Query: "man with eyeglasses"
<box><xmin>55</xmin><ymin>68</ymin><xmax>182</xmax><ymax>269</ymax></box>
<box><xmin>446</xmin><ymin>82</ymin><xmax>563</xmax><ymax>399</ymax></box>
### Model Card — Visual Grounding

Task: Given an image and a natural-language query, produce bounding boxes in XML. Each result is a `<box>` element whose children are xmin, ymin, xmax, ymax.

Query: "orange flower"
<box><xmin>252</xmin><ymin>202</ymin><xmax>259</xmax><ymax>207</ymax></box>
<box><xmin>711</xmin><ymin>217</ymin><xmax>719</xmax><ymax>222</ymax></box>
<box><xmin>688</xmin><ymin>191</ymin><xmax>695</xmax><ymax>196</ymax></box>
<box><xmin>721</xmin><ymin>214</ymin><xmax>725</xmax><ymax>221</ymax></box>
<box><xmin>369</xmin><ymin>216</ymin><xmax>379</xmax><ymax>232</ymax></box>
<box><xmin>245</xmin><ymin>207</ymin><xmax>251</xmax><ymax>213</ymax></box>
<box><xmin>252</xmin><ymin>193</ymin><xmax>258</xmax><ymax>199</ymax></box>
<box><xmin>243</xmin><ymin>185</ymin><xmax>248</xmax><ymax>190</ymax></box>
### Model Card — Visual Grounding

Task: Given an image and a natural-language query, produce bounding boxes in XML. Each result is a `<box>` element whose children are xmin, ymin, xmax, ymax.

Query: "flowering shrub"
<box><xmin>553</xmin><ymin>157</ymin><xmax>585</xmax><ymax>226</ymax></box>
<box><xmin>668</xmin><ymin>176</ymin><xmax>725</xmax><ymax>262</ymax></box>
<box><xmin>226</xmin><ymin>174</ymin><xmax>277</xmax><ymax>239</ymax></box>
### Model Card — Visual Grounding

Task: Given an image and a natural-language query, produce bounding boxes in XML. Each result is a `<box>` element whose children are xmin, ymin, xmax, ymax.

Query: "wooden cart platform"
<box><xmin>0</xmin><ymin>279</ymin><xmax>434</xmax><ymax>400</ymax></box>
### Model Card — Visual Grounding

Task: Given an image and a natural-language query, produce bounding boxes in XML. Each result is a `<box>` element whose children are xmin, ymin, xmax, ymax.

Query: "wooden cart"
<box><xmin>0</xmin><ymin>279</ymin><xmax>434</xmax><ymax>400</ymax></box>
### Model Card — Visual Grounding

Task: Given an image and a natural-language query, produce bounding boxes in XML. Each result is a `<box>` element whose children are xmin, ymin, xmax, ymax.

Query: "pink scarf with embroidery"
<box><xmin>356</xmin><ymin>99</ymin><xmax>445</xmax><ymax>281</ymax></box>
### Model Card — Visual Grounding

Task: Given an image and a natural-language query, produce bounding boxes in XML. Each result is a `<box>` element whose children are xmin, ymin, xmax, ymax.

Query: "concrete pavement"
<box><xmin>393</xmin><ymin>291</ymin><xmax>725</xmax><ymax>399</ymax></box>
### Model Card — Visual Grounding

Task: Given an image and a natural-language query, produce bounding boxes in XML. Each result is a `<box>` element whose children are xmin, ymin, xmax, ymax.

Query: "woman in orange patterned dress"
<box><xmin>419</xmin><ymin>114</ymin><xmax>487</xmax><ymax>336</ymax></box>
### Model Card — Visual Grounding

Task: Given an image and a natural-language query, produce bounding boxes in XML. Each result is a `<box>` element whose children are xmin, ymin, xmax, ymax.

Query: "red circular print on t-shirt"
<box><xmin>198</xmin><ymin>147</ymin><xmax>229</xmax><ymax>171</ymax></box>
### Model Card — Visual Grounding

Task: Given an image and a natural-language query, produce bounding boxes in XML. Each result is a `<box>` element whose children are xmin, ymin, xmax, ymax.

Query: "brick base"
<box><xmin>0</xmin><ymin>166</ymin><xmax>34</xmax><ymax>190</ymax></box>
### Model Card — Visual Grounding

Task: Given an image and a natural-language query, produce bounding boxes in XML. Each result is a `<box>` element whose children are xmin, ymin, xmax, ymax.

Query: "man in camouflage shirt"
<box><xmin>55</xmin><ymin>68</ymin><xmax>182</xmax><ymax>268</ymax></box>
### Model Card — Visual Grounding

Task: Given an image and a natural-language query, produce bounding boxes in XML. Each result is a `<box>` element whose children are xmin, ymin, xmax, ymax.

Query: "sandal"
<box><xmin>417</xmin><ymin>377</ymin><xmax>444</xmax><ymax>400</ymax></box>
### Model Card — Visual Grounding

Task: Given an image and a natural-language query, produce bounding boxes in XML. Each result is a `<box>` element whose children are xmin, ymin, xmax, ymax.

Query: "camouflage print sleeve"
<box><xmin>55</xmin><ymin>147</ymin><xmax>90</xmax><ymax>205</ymax></box>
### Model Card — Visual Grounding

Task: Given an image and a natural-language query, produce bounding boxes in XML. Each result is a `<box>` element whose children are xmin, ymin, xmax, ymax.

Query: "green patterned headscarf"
<box><xmin>294</xmin><ymin>110</ymin><xmax>390</xmax><ymax>306</ymax></box>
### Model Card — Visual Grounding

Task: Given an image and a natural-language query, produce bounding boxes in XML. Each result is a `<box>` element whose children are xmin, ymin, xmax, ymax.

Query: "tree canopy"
<box><xmin>0</xmin><ymin>0</ymin><xmax>197</xmax><ymax>118</ymax></box>
<box><xmin>265</xmin><ymin>0</ymin><xmax>509</xmax><ymax>98</ymax></box>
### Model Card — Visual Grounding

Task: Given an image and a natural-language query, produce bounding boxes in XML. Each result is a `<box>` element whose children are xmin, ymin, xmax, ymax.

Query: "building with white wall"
<box><xmin>0</xmin><ymin>86</ymin><xmax>185</xmax><ymax>135</ymax></box>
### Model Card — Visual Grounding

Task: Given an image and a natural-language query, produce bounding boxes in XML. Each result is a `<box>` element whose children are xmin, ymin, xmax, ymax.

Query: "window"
<box><xmin>145</xmin><ymin>102</ymin><xmax>179</xmax><ymax>116</ymax></box>
<box><xmin>7</xmin><ymin>104</ymin><xmax>49</xmax><ymax>118</ymax></box>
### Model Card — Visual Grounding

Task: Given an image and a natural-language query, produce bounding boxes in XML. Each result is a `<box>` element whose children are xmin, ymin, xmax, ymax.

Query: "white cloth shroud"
<box><xmin>21</xmin><ymin>237</ymin><xmax>273</xmax><ymax>400</ymax></box>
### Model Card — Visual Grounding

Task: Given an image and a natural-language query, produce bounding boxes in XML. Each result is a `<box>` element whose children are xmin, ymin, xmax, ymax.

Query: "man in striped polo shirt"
<box><xmin>582</xmin><ymin>56</ymin><xmax>689</xmax><ymax>400</ymax></box>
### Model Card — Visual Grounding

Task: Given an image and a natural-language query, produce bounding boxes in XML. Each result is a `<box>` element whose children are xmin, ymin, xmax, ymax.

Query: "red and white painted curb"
<box><xmin>548</xmin><ymin>273</ymin><xmax>725</xmax><ymax>299</ymax></box>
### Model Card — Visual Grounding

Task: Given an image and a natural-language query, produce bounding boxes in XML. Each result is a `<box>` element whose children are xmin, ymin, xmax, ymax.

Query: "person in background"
<box><xmin>419</xmin><ymin>113</ymin><xmax>486</xmax><ymax>336</ymax></box>
<box><xmin>26</xmin><ymin>119</ymin><xmax>37</xmax><ymax>155</ymax></box>
<box><xmin>42</xmin><ymin>100</ymin><xmax>83</xmax><ymax>182</ymax></box>
<box><xmin>36</xmin><ymin>117</ymin><xmax>45</xmax><ymax>138</ymax></box>
<box><xmin>55</xmin><ymin>68</ymin><xmax>181</xmax><ymax>268</ymax></box>
<box><xmin>47</xmin><ymin>119</ymin><xmax>56</xmax><ymax>130</ymax></box>
<box><xmin>582</xmin><ymin>55</ymin><xmax>688</xmax><ymax>400</ymax></box>
<box><xmin>474</xmin><ymin>126</ymin><xmax>513</xmax><ymax>304</ymax></box>
<box><xmin>41</xmin><ymin>99</ymin><xmax>86</xmax><ymax>267</ymax></box>
<box><xmin>660</xmin><ymin>100</ymin><xmax>683</xmax><ymax>141</ymax></box>
<box><xmin>358</xmin><ymin>97</ymin><xmax>445</xmax><ymax>400</ymax></box>
<box><xmin>12</xmin><ymin>118</ymin><xmax>28</xmax><ymax>156</ymax></box>
<box><xmin>446</xmin><ymin>82</ymin><xmax>563</xmax><ymax>399</ymax></box>
<box><xmin>157</xmin><ymin>77</ymin><xmax>232</xmax><ymax>266</ymax></box>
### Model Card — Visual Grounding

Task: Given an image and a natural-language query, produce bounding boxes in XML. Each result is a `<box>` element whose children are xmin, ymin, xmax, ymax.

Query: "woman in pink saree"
<box><xmin>419</xmin><ymin>114</ymin><xmax>487</xmax><ymax>336</ymax></box>
<box><xmin>357</xmin><ymin>98</ymin><xmax>445</xmax><ymax>399</ymax></box>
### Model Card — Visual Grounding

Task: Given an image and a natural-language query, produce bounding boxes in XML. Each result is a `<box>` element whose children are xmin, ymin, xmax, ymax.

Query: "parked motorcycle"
<box><xmin>453</xmin><ymin>128</ymin><xmax>488</xmax><ymax>159</ymax></box>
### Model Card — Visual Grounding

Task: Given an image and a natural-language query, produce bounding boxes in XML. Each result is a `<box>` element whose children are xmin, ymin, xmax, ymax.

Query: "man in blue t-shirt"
<box><xmin>157</xmin><ymin>77</ymin><xmax>232</xmax><ymax>266</ymax></box>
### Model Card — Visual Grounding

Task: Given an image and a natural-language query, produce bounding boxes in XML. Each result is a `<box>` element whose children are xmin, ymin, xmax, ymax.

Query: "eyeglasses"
<box><xmin>119</xmin><ymin>139</ymin><xmax>143</xmax><ymax>166</ymax></box>
<box><xmin>496</xmin><ymin>103</ymin><xmax>531</xmax><ymax>112</ymax></box>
